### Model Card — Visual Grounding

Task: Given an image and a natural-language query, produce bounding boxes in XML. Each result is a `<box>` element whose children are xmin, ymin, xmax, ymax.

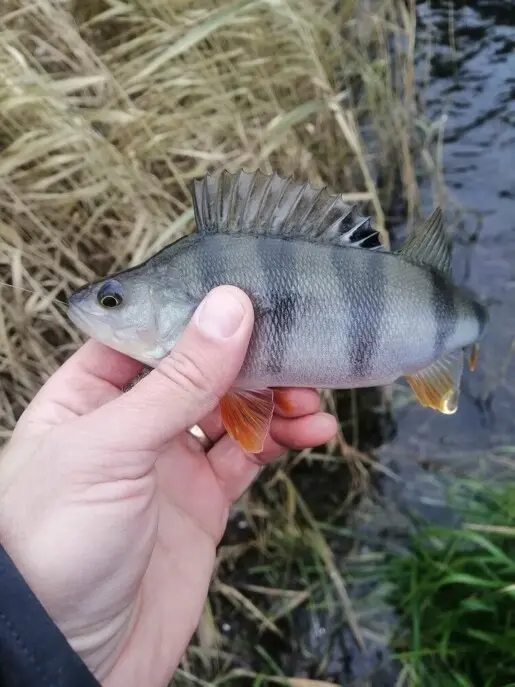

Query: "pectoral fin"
<box><xmin>406</xmin><ymin>350</ymin><xmax>464</xmax><ymax>415</ymax></box>
<box><xmin>220</xmin><ymin>388</ymin><xmax>275</xmax><ymax>453</ymax></box>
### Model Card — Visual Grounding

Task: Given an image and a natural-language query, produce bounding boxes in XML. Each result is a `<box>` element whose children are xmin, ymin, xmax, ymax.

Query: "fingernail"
<box><xmin>196</xmin><ymin>287</ymin><xmax>246</xmax><ymax>339</ymax></box>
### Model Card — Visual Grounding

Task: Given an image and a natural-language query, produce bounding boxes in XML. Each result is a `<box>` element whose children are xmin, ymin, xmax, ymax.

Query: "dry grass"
<box><xmin>0</xmin><ymin>0</ymin><xmax>423</xmax><ymax>436</ymax></box>
<box><xmin>0</xmin><ymin>0</ymin><xmax>432</xmax><ymax>682</ymax></box>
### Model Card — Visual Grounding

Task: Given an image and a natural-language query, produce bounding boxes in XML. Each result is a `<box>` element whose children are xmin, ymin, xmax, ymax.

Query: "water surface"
<box><xmin>346</xmin><ymin>1</ymin><xmax>515</xmax><ymax>680</ymax></box>
<box><xmin>381</xmin><ymin>0</ymin><xmax>515</xmax><ymax>479</ymax></box>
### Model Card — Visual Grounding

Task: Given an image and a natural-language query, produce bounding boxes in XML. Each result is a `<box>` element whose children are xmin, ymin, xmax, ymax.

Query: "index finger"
<box><xmin>19</xmin><ymin>340</ymin><xmax>143</xmax><ymax>428</ymax></box>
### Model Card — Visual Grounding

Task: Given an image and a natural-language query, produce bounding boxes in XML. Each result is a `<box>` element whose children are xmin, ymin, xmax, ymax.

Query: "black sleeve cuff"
<box><xmin>0</xmin><ymin>545</ymin><xmax>100</xmax><ymax>686</ymax></box>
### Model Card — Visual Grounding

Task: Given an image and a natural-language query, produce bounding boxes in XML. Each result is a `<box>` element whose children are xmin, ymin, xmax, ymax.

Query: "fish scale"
<box><xmin>67</xmin><ymin>169</ymin><xmax>488</xmax><ymax>453</ymax></box>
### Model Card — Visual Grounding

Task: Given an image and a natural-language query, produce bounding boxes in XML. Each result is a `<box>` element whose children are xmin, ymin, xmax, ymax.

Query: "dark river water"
<box><xmin>378</xmin><ymin>0</ymin><xmax>515</xmax><ymax>486</ymax></box>
<box><xmin>345</xmin><ymin>0</ymin><xmax>515</xmax><ymax>682</ymax></box>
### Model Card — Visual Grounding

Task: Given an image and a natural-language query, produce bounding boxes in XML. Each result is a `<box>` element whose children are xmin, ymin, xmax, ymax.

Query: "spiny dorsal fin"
<box><xmin>399</xmin><ymin>207</ymin><xmax>452</xmax><ymax>275</ymax></box>
<box><xmin>189</xmin><ymin>169</ymin><xmax>382</xmax><ymax>249</ymax></box>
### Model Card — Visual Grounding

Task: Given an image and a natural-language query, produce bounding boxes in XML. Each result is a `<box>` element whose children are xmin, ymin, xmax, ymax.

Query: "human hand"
<box><xmin>0</xmin><ymin>286</ymin><xmax>337</xmax><ymax>686</ymax></box>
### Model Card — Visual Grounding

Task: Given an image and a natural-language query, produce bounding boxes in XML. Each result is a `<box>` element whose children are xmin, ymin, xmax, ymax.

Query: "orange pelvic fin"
<box><xmin>220</xmin><ymin>388</ymin><xmax>275</xmax><ymax>453</ymax></box>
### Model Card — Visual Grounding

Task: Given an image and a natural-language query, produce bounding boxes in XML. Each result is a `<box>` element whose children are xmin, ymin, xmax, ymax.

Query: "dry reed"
<box><xmin>0</xmin><ymin>0</ymin><xmax>421</xmax><ymax>439</ymax></box>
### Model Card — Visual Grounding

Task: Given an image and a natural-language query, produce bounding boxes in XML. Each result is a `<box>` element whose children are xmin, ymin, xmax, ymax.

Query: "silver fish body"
<box><xmin>67</xmin><ymin>169</ymin><xmax>488</xmax><ymax>443</ymax></box>
<box><xmin>107</xmin><ymin>230</ymin><xmax>481</xmax><ymax>390</ymax></box>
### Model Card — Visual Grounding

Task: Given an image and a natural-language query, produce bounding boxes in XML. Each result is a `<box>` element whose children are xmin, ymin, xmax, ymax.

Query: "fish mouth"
<box><xmin>67</xmin><ymin>301</ymin><xmax>111</xmax><ymax>341</ymax></box>
<box><xmin>66</xmin><ymin>301</ymin><xmax>164</xmax><ymax>368</ymax></box>
<box><xmin>67</xmin><ymin>301</ymin><xmax>131</xmax><ymax>351</ymax></box>
<box><xmin>67</xmin><ymin>301</ymin><xmax>94</xmax><ymax>335</ymax></box>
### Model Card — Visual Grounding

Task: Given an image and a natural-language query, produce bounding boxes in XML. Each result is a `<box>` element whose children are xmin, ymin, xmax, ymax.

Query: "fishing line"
<box><xmin>0</xmin><ymin>281</ymin><xmax>68</xmax><ymax>306</ymax></box>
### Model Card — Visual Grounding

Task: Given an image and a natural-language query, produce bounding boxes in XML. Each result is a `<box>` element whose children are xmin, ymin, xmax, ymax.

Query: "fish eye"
<box><xmin>97</xmin><ymin>280</ymin><xmax>124</xmax><ymax>308</ymax></box>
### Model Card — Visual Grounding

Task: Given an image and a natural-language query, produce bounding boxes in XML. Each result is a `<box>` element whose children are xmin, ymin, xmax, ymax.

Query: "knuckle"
<box><xmin>156</xmin><ymin>347</ymin><xmax>217</xmax><ymax>401</ymax></box>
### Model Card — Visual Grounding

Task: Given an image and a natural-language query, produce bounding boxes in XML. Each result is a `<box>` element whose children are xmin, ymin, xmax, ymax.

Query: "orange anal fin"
<box><xmin>220</xmin><ymin>388</ymin><xmax>275</xmax><ymax>453</ymax></box>
<box><xmin>469</xmin><ymin>343</ymin><xmax>479</xmax><ymax>372</ymax></box>
<box><xmin>405</xmin><ymin>350</ymin><xmax>464</xmax><ymax>415</ymax></box>
<box><xmin>272</xmin><ymin>388</ymin><xmax>296</xmax><ymax>415</ymax></box>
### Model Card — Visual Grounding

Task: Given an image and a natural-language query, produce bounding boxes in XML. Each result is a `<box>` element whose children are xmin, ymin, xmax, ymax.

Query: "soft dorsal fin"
<box><xmin>399</xmin><ymin>207</ymin><xmax>452</xmax><ymax>275</ymax></box>
<box><xmin>189</xmin><ymin>169</ymin><xmax>382</xmax><ymax>249</ymax></box>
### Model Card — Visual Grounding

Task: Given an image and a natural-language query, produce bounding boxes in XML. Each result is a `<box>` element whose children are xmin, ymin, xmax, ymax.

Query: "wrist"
<box><xmin>0</xmin><ymin>544</ymin><xmax>101</xmax><ymax>686</ymax></box>
<box><xmin>101</xmin><ymin>537</ymin><xmax>218</xmax><ymax>687</ymax></box>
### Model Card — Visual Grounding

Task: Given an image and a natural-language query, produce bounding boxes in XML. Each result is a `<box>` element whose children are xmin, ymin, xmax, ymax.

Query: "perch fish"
<box><xmin>67</xmin><ymin>169</ymin><xmax>488</xmax><ymax>452</ymax></box>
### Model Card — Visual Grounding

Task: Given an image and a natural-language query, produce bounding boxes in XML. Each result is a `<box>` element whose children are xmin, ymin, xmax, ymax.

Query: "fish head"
<box><xmin>67</xmin><ymin>265</ymin><xmax>196</xmax><ymax>367</ymax></box>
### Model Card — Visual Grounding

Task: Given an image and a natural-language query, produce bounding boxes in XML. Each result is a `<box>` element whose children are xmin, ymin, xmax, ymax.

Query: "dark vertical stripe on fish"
<box><xmin>334</xmin><ymin>249</ymin><xmax>386</xmax><ymax>380</ymax></box>
<box><xmin>430</xmin><ymin>269</ymin><xmax>457</xmax><ymax>358</ymax></box>
<box><xmin>260</xmin><ymin>237</ymin><xmax>299</xmax><ymax>376</ymax></box>
<box><xmin>198</xmin><ymin>234</ymin><xmax>229</xmax><ymax>293</ymax></box>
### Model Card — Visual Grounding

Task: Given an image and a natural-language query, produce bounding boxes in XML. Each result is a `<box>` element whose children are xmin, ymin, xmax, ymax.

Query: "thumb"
<box><xmin>85</xmin><ymin>285</ymin><xmax>254</xmax><ymax>452</ymax></box>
